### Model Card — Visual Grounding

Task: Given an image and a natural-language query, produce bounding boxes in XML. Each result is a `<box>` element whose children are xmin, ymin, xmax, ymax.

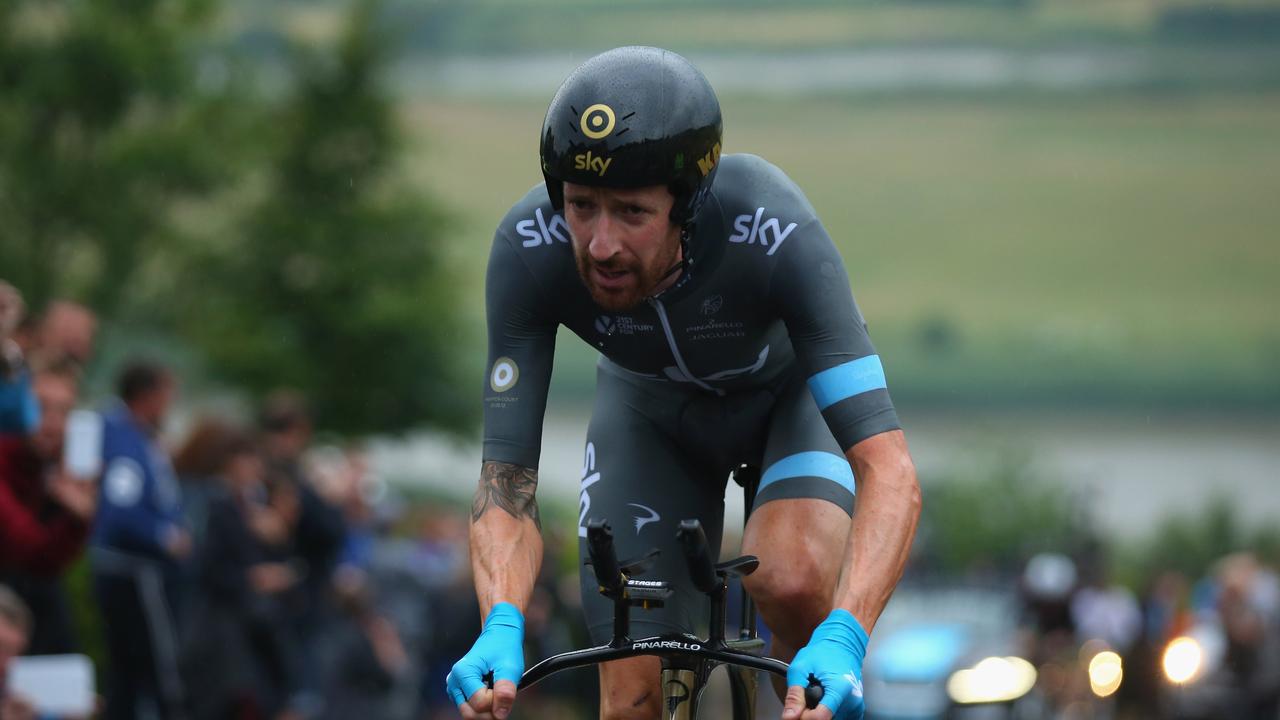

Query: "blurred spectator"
<box><xmin>0</xmin><ymin>585</ymin><xmax>35</xmax><ymax>720</ymax></box>
<box><xmin>184</xmin><ymin>431</ymin><xmax>302</xmax><ymax>720</ymax></box>
<box><xmin>328</xmin><ymin>445</ymin><xmax>376</xmax><ymax>574</ymax></box>
<box><xmin>258</xmin><ymin>391</ymin><xmax>346</xmax><ymax>716</ymax></box>
<box><xmin>321</xmin><ymin>571</ymin><xmax>409</xmax><ymax>720</ymax></box>
<box><xmin>259</xmin><ymin>391</ymin><xmax>346</xmax><ymax>589</ymax></box>
<box><xmin>0</xmin><ymin>282</ymin><xmax>37</xmax><ymax>436</ymax></box>
<box><xmin>90</xmin><ymin>360</ymin><xmax>188</xmax><ymax>720</ymax></box>
<box><xmin>1071</xmin><ymin>584</ymin><xmax>1142</xmax><ymax>654</ymax></box>
<box><xmin>0</xmin><ymin>289</ymin><xmax>97</xmax><ymax>436</ymax></box>
<box><xmin>12</xmin><ymin>300</ymin><xmax>97</xmax><ymax>368</ymax></box>
<box><xmin>173</xmin><ymin>415</ymin><xmax>242</xmax><ymax>554</ymax></box>
<box><xmin>1216</xmin><ymin>553</ymin><xmax>1280</xmax><ymax>715</ymax></box>
<box><xmin>0</xmin><ymin>357</ymin><xmax>96</xmax><ymax>655</ymax></box>
<box><xmin>416</xmin><ymin>513</ymin><xmax>479</xmax><ymax>719</ymax></box>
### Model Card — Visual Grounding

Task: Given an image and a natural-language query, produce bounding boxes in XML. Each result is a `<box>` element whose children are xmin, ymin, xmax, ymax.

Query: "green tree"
<box><xmin>181</xmin><ymin>0</ymin><xmax>471</xmax><ymax>435</ymax></box>
<box><xmin>0</xmin><ymin>0</ymin><xmax>252</xmax><ymax>314</ymax></box>
<box><xmin>916</xmin><ymin>451</ymin><xmax>1089</xmax><ymax>577</ymax></box>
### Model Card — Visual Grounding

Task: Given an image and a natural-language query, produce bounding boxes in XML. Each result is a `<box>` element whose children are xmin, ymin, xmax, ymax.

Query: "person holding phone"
<box><xmin>0</xmin><ymin>357</ymin><xmax>96</xmax><ymax>656</ymax></box>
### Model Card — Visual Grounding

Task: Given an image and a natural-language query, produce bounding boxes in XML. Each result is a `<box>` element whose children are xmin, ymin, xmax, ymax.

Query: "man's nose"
<box><xmin>588</xmin><ymin>213</ymin><xmax>620</xmax><ymax>262</ymax></box>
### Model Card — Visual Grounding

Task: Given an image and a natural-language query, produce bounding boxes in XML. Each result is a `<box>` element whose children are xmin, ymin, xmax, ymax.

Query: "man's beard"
<box><xmin>573</xmin><ymin>239</ymin><xmax>680</xmax><ymax>312</ymax></box>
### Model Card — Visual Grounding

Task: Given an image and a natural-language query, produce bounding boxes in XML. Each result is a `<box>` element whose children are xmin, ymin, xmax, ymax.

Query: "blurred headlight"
<box><xmin>946</xmin><ymin>656</ymin><xmax>1037</xmax><ymax>705</ymax></box>
<box><xmin>1163</xmin><ymin>636</ymin><xmax>1203</xmax><ymax>684</ymax></box>
<box><xmin>1088</xmin><ymin>650</ymin><xmax>1123</xmax><ymax>697</ymax></box>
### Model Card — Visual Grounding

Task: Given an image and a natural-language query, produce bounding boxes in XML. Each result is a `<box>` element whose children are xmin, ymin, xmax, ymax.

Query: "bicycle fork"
<box><xmin>660</xmin><ymin>665</ymin><xmax>702</xmax><ymax>720</ymax></box>
<box><xmin>661</xmin><ymin>658</ymin><xmax>759</xmax><ymax>720</ymax></box>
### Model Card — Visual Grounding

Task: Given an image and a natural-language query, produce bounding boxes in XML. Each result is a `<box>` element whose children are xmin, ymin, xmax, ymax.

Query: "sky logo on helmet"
<box><xmin>697</xmin><ymin>142</ymin><xmax>721</xmax><ymax>177</ymax></box>
<box><xmin>574</xmin><ymin>150</ymin><xmax>612</xmax><ymax>177</ymax></box>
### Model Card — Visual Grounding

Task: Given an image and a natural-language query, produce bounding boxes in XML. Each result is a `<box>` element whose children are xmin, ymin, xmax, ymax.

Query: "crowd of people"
<box><xmin>0</xmin><ymin>281</ymin><xmax>599</xmax><ymax>720</ymax></box>
<box><xmin>1018</xmin><ymin>546</ymin><xmax>1280</xmax><ymax>716</ymax></box>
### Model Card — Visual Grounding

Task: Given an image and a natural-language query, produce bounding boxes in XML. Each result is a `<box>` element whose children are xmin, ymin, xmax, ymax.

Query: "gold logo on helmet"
<box><xmin>580</xmin><ymin>104</ymin><xmax>616</xmax><ymax>140</ymax></box>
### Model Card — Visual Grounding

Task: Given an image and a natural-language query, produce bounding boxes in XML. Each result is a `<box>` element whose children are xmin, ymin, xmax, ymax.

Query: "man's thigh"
<box><xmin>741</xmin><ymin>371</ymin><xmax>854</xmax><ymax>647</ymax></box>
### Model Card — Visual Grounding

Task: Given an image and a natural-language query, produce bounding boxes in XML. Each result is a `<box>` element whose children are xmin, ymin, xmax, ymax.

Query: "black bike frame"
<box><xmin>517</xmin><ymin>466</ymin><xmax>820</xmax><ymax>718</ymax></box>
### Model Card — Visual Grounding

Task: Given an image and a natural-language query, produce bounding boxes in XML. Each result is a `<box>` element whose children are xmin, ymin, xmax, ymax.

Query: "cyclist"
<box><xmin>449</xmin><ymin>46</ymin><xmax>921</xmax><ymax>720</ymax></box>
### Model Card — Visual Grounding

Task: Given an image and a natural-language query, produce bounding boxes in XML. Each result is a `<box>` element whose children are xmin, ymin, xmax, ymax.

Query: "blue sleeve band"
<box><xmin>807</xmin><ymin>355</ymin><xmax>887</xmax><ymax>410</ymax></box>
<box><xmin>761</xmin><ymin>451</ymin><xmax>855</xmax><ymax>496</ymax></box>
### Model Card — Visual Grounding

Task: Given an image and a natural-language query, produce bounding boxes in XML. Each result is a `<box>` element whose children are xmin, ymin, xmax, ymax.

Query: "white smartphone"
<box><xmin>63</xmin><ymin>408</ymin><xmax>103</xmax><ymax>480</ymax></box>
<box><xmin>6</xmin><ymin>654</ymin><xmax>96</xmax><ymax>716</ymax></box>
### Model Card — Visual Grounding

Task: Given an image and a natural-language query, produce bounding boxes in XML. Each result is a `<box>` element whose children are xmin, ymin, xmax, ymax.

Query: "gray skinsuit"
<box><xmin>483</xmin><ymin>154</ymin><xmax>901</xmax><ymax>642</ymax></box>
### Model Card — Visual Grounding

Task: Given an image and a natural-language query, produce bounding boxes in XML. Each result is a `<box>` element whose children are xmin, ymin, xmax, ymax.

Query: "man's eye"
<box><xmin>624</xmin><ymin>205</ymin><xmax>646</xmax><ymax>215</ymax></box>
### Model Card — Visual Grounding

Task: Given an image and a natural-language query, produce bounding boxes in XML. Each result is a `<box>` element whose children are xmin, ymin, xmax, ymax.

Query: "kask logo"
<box><xmin>516</xmin><ymin>207</ymin><xmax>569</xmax><ymax>248</ymax></box>
<box><xmin>697</xmin><ymin>142</ymin><xmax>721</xmax><ymax>177</ymax></box>
<box><xmin>728</xmin><ymin>207</ymin><xmax>798</xmax><ymax>256</ymax></box>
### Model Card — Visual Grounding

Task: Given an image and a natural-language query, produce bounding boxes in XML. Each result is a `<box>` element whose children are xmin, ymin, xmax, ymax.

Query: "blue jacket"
<box><xmin>0</xmin><ymin>370</ymin><xmax>39</xmax><ymax>434</ymax></box>
<box><xmin>90</xmin><ymin>403</ymin><xmax>185</xmax><ymax>563</ymax></box>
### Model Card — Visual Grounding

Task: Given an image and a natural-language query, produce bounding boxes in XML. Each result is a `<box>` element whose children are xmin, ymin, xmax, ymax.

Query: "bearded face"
<box><xmin>562</xmin><ymin>183</ymin><xmax>683</xmax><ymax>312</ymax></box>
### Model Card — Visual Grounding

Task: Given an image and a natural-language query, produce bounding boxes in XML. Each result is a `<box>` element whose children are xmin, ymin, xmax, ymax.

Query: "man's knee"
<box><xmin>741</xmin><ymin>498</ymin><xmax>847</xmax><ymax>643</ymax></box>
<box><xmin>743</xmin><ymin>552</ymin><xmax>835</xmax><ymax>640</ymax></box>
<box><xmin>599</xmin><ymin>656</ymin><xmax>662</xmax><ymax>720</ymax></box>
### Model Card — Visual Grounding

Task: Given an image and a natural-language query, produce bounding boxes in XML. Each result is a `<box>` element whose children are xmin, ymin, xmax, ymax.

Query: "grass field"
<box><xmin>404</xmin><ymin>91</ymin><xmax>1280</xmax><ymax>408</ymax></box>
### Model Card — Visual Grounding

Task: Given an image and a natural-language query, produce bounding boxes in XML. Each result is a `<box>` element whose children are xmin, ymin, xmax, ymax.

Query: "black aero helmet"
<box><xmin>540</xmin><ymin>46</ymin><xmax>722</xmax><ymax>226</ymax></box>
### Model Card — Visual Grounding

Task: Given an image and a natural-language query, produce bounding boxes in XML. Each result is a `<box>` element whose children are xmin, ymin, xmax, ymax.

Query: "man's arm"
<box><xmin>835</xmin><ymin>430</ymin><xmax>920</xmax><ymax>633</ymax></box>
<box><xmin>470</xmin><ymin>460</ymin><xmax>544</xmax><ymax>616</ymax></box>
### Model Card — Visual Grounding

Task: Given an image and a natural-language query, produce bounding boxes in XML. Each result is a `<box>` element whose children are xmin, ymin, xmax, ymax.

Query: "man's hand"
<box><xmin>0</xmin><ymin>694</ymin><xmax>36</xmax><ymax>720</ymax></box>
<box><xmin>783</xmin><ymin>609</ymin><xmax>869</xmax><ymax>720</ymax></box>
<box><xmin>162</xmin><ymin>525</ymin><xmax>193</xmax><ymax>560</ymax></box>
<box><xmin>47</xmin><ymin>469</ymin><xmax>97</xmax><ymax>521</ymax></box>
<box><xmin>249</xmin><ymin>562</ymin><xmax>298</xmax><ymax>595</ymax></box>
<box><xmin>446</xmin><ymin>603</ymin><xmax>525</xmax><ymax>720</ymax></box>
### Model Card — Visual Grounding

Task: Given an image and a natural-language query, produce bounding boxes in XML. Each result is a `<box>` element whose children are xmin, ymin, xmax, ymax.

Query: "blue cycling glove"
<box><xmin>786</xmin><ymin>609</ymin><xmax>869</xmax><ymax>719</ymax></box>
<box><xmin>446</xmin><ymin>603</ymin><xmax>526</xmax><ymax>708</ymax></box>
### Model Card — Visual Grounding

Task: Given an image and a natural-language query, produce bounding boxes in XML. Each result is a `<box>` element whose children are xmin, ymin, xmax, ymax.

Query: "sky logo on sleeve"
<box><xmin>728</xmin><ymin>207</ymin><xmax>798</xmax><ymax>256</ymax></box>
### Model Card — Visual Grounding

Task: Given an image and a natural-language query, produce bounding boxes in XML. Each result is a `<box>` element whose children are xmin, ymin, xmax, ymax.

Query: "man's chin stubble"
<box><xmin>590</xmin><ymin>287</ymin><xmax>644</xmax><ymax>312</ymax></box>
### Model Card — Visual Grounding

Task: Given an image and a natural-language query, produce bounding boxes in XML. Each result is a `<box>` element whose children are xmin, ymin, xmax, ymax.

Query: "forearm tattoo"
<box><xmin>473</xmin><ymin>461</ymin><xmax>541</xmax><ymax>530</ymax></box>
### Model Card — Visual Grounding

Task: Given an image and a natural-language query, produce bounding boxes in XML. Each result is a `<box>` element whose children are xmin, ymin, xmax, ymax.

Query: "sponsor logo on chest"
<box><xmin>728</xmin><ymin>207</ymin><xmax>797</xmax><ymax>256</ymax></box>
<box><xmin>595</xmin><ymin>314</ymin><xmax>654</xmax><ymax>336</ymax></box>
